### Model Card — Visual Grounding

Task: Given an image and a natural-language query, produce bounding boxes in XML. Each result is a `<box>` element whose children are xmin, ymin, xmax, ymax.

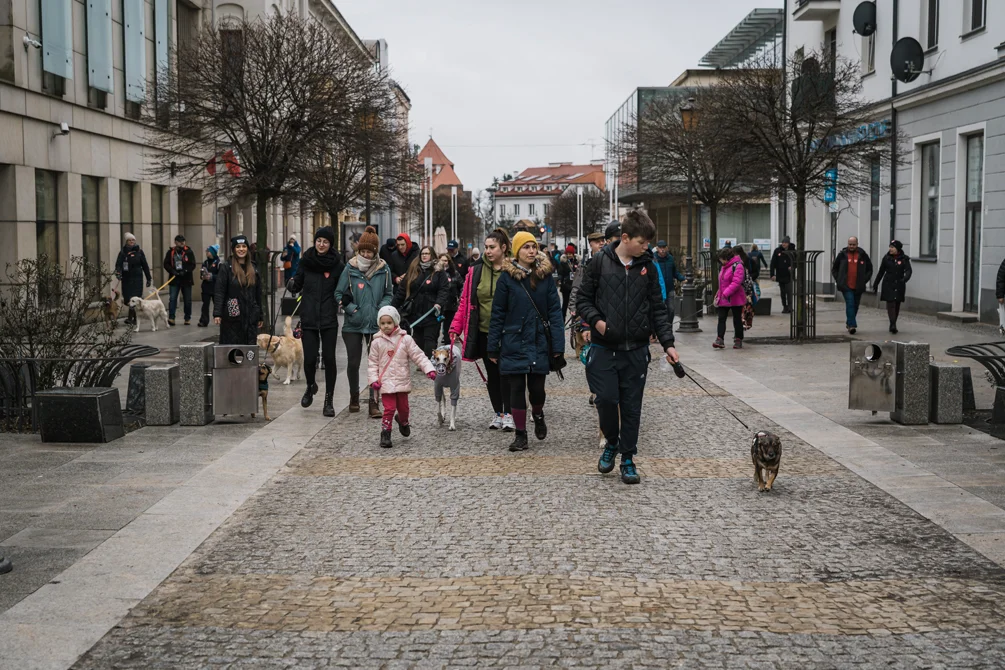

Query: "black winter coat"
<box><xmin>487</xmin><ymin>256</ymin><xmax>565</xmax><ymax>376</ymax></box>
<box><xmin>448</xmin><ymin>250</ymin><xmax>469</xmax><ymax>279</ymax></box>
<box><xmin>214</xmin><ymin>260</ymin><xmax>262</xmax><ymax>345</ymax></box>
<box><xmin>575</xmin><ymin>243</ymin><xmax>675</xmax><ymax>352</ymax></box>
<box><xmin>769</xmin><ymin>245</ymin><xmax>796</xmax><ymax>283</ymax></box>
<box><xmin>997</xmin><ymin>258</ymin><xmax>1005</xmax><ymax>300</ymax></box>
<box><xmin>393</xmin><ymin>266</ymin><xmax>450</xmax><ymax>325</ymax></box>
<box><xmin>388</xmin><ymin>243</ymin><xmax>419</xmax><ymax>282</ymax></box>
<box><xmin>163</xmin><ymin>246</ymin><xmax>197</xmax><ymax>287</ymax></box>
<box><xmin>874</xmin><ymin>253</ymin><xmax>913</xmax><ymax>303</ymax></box>
<box><xmin>114</xmin><ymin>245</ymin><xmax>151</xmax><ymax>301</ymax></box>
<box><xmin>289</xmin><ymin>249</ymin><xmax>345</xmax><ymax>330</ymax></box>
<box><xmin>748</xmin><ymin>249</ymin><xmax>768</xmax><ymax>280</ymax></box>
<box><xmin>439</xmin><ymin>261</ymin><xmax>462</xmax><ymax>313</ymax></box>
<box><xmin>832</xmin><ymin>248</ymin><xmax>874</xmax><ymax>294</ymax></box>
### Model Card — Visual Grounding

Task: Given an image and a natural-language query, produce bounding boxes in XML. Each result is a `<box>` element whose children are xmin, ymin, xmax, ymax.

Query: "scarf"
<box><xmin>351</xmin><ymin>255</ymin><xmax>385</xmax><ymax>280</ymax></box>
<box><xmin>301</xmin><ymin>247</ymin><xmax>340</xmax><ymax>274</ymax></box>
<box><xmin>419</xmin><ymin>260</ymin><xmax>433</xmax><ymax>272</ymax></box>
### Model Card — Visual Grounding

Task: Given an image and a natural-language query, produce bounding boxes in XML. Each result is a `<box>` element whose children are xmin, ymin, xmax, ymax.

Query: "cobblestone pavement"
<box><xmin>74</xmin><ymin>348</ymin><xmax>1005</xmax><ymax>668</ymax></box>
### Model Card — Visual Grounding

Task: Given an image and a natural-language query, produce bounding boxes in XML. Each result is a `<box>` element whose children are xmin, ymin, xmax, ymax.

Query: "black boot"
<box><xmin>323</xmin><ymin>392</ymin><xmax>335</xmax><ymax>417</ymax></box>
<box><xmin>349</xmin><ymin>392</ymin><xmax>360</xmax><ymax>413</ymax></box>
<box><xmin>397</xmin><ymin>418</ymin><xmax>411</xmax><ymax>437</ymax></box>
<box><xmin>508</xmin><ymin>430</ymin><xmax>529</xmax><ymax>452</ymax></box>
<box><xmin>380</xmin><ymin>429</ymin><xmax>393</xmax><ymax>448</ymax></box>
<box><xmin>301</xmin><ymin>382</ymin><xmax>318</xmax><ymax>408</ymax></box>
<box><xmin>533</xmin><ymin>412</ymin><xmax>547</xmax><ymax>440</ymax></box>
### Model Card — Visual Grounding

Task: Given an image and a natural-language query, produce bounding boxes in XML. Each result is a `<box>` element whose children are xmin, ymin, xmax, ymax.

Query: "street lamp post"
<box><xmin>677</xmin><ymin>97</ymin><xmax>701</xmax><ymax>333</ymax></box>
<box><xmin>450</xmin><ymin>186</ymin><xmax>458</xmax><ymax>242</ymax></box>
<box><xmin>424</xmin><ymin>157</ymin><xmax>433</xmax><ymax>245</ymax></box>
<box><xmin>576</xmin><ymin>185</ymin><xmax>584</xmax><ymax>252</ymax></box>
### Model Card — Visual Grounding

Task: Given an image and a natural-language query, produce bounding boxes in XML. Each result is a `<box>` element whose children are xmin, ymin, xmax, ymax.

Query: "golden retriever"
<box><xmin>257</xmin><ymin>316</ymin><xmax>303</xmax><ymax>385</ymax></box>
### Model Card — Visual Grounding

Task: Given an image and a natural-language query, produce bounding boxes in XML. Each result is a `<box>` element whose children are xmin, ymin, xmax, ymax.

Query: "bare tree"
<box><xmin>547</xmin><ymin>189</ymin><xmax>608</xmax><ymax>240</ymax></box>
<box><xmin>146</xmin><ymin>14</ymin><xmax>368</xmax><ymax>329</ymax></box>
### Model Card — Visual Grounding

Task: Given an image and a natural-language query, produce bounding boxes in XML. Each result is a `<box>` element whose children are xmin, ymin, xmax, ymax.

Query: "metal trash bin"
<box><xmin>849</xmin><ymin>342</ymin><xmax>897</xmax><ymax>412</ymax></box>
<box><xmin>212</xmin><ymin>345</ymin><xmax>259</xmax><ymax>416</ymax></box>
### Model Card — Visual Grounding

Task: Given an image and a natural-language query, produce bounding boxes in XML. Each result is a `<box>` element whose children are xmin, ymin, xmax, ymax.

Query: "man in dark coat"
<box><xmin>380</xmin><ymin>238</ymin><xmax>397</xmax><ymax>265</ymax></box>
<box><xmin>163</xmin><ymin>234</ymin><xmax>197</xmax><ymax>325</ymax></box>
<box><xmin>115</xmin><ymin>232</ymin><xmax>151</xmax><ymax>326</ymax></box>
<box><xmin>832</xmin><ymin>236</ymin><xmax>873</xmax><ymax>335</ymax></box>
<box><xmin>769</xmin><ymin>236</ymin><xmax>796</xmax><ymax>314</ymax></box>
<box><xmin>388</xmin><ymin>233</ymin><xmax>419</xmax><ymax>285</ymax></box>
<box><xmin>446</xmin><ymin>239</ymin><xmax>469</xmax><ymax>279</ymax></box>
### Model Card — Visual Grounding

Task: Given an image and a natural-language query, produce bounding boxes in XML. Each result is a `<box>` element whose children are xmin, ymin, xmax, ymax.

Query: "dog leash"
<box><xmin>680</xmin><ymin>368</ymin><xmax>752</xmax><ymax>431</ymax></box>
<box><xmin>409</xmin><ymin>306</ymin><xmax>440</xmax><ymax>329</ymax></box>
<box><xmin>143</xmin><ymin>275</ymin><xmax>175</xmax><ymax>300</ymax></box>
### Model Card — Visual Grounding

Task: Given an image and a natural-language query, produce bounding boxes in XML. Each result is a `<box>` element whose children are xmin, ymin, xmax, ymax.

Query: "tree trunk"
<box><xmin>256</xmin><ymin>191</ymin><xmax>272</xmax><ymax>335</ymax></box>
<box><xmin>792</xmin><ymin>188</ymin><xmax>810</xmax><ymax>339</ymax></box>
<box><xmin>795</xmin><ymin>189</ymin><xmax>807</xmax><ymax>252</ymax></box>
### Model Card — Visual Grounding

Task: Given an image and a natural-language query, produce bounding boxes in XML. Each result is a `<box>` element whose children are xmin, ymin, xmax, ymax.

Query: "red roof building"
<box><xmin>494</xmin><ymin>161</ymin><xmax>607</xmax><ymax>224</ymax></box>
<box><xmin>418</xmin><ymin>138</ymin><xmax>464</xmax><ymax>192</ymax></box>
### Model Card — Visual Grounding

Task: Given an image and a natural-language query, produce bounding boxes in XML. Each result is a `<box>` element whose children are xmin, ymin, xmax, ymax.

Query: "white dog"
<box><xmin>431</xmin><ymin>344</ymin><xmax>461</xmax><ymax>431</ymax></box>
<box><xmin>256</xmin><ymin>317</ymin><xmax>303</xmax><ymax>385</ymax></box>
<box><xmin>128</xmin><ymin>296</ymin><xmax>170</xmax><ymax>333</ymax></box>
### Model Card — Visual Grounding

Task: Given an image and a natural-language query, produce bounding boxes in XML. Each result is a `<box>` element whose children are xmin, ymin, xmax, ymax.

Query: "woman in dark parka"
<box><xmin>214</xmin><ymin>235</ymin><xmax>263</xmax><ymax>346</ymax></box>
<box><xmin>873</xmin><ymin>239</ymin><xmax>913</xmax><ymax>334</ymax></box>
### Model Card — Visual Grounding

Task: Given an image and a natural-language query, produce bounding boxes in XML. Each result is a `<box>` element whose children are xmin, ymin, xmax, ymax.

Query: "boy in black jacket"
<box><xmin>576</xmin><ymin>210</ymin><xmax>679</xmax><ymax>485</ymax></box>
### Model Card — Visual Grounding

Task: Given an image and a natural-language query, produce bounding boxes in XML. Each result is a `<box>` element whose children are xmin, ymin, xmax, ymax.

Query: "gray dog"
<box><xmin>431</xmin><ymin>344</ymin><xmax>461</xmax><ymax>431</ymax></box>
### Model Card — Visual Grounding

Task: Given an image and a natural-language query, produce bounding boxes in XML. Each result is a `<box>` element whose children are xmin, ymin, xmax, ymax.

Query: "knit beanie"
<box><xmin>357</xmin><ymin>226</ymin><xmax>379</xmax><ymax>255</ymax></box>
<box><xmin>377</xmin><ymin>305</ymin><xmax>400</xmax><ymax>327</ymax></box>
<box><xmin>314</xmin><ymin>226</ymin><xmax>336</xmax><ymax>246</ymax></box>
<box><xmin>566</xmin><ymin>244</ymin><xmax>576</xmax><ymax>254</ymax></box>
<box><xmin>124</xmin><ymin>232</ymin><xmax>136</xmax><ymax>243</ymax></box>
<box><xmin>890</xmin><ymin>239</ymin><xmax>903</xmax><ymax>251</ymax></box>
<box><xmin>511</xmin><ymin>231</ymin><xmax>537</xmax><ymax>257</ymax></box>
<box><xmin>230</xmin><ymin>235</ymin><xmax>248</xmax><ymax>251</ymax></box>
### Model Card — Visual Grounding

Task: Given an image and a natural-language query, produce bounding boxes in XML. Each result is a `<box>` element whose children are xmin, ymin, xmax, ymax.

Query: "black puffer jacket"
<box><xmin>289</xmin><ymin>248</ymin><xmax>345</xmax><ymax>330</ymax></box>
<box><xmin>575</xmin><ymin>243</ymin><xmax>674</xmax><ymax>351</ymax></box>
<box><xmin>769</xmin><ymin>244</ymin><xmax>796</xmax><ymax>283</ymax></box>
<box><xmin>873</xmin><ymin>253</ymin><xmax>913</xmax><ymax>303</ymax></box>
<box><xmin>439</xmin><ymin>260</ymin><xmax>462</xmax><ymax>313</ymax></box>
<box><xmin>393</xmin><ymin>265</ymin><xmax>451</xmax><ymax>324</ymax></box>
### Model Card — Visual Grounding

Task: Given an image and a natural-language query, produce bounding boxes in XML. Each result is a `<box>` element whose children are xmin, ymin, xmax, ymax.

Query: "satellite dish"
<box><xmin>853</xmin><ymin>2</ymin><xmax>877</xmax><ymax>37</ymax></box>
<box><xmin>891</xmin><ymin>37</ymin><xmax>925</xmax><ymax>83</ymax></box>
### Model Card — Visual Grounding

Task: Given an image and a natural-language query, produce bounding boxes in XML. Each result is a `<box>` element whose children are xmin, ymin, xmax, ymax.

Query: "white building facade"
<box><xmin>788</xmin><ymin>0</ymin><xmax>1004</xmax><ymax>322</ymax></box>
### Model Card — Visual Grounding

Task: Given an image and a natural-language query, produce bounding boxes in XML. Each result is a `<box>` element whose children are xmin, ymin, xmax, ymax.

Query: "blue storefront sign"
<box><xmin>813</xmin><ymin>119</ymin><xmax>891</xmax><ymax>152</ymax></box>
<box><xmin>824</xmin><ymin>168</ymin><xmax>838</xmax><ymax>203</ymax></box>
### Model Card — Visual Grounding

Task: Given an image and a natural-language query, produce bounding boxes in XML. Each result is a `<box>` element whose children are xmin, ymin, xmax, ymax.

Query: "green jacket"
<box><xmin>334</xmin><ymin>257</ymin><xmax>394</xmax><ymax>335</ymax></box>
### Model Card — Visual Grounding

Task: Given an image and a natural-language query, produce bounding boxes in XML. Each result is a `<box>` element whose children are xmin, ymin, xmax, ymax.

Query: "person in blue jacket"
<box><xmin>488</xmin><ymin>231</ymin><xmax>565</xmax><ymax>453</ymax></box>
<box><xmin>653</xmin><ymin>240</ymin><xmax>685</xmax><ymax>323</ymax></box>
<box><xmin>281</xmin><ymin>234</ymin><xmax>301</xmax><ymax>284</ymax></box>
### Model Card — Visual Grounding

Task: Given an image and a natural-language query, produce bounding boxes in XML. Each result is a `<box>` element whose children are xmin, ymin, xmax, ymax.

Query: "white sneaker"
<box><xmin>489</xmin><ymin>414</ymin><xmax>504</xmax><ymax>430</ymax></box>
<box><xmin>502</xmin><ymin>413</ymin><xmax>515</xmax><ymax>432</ymax></box>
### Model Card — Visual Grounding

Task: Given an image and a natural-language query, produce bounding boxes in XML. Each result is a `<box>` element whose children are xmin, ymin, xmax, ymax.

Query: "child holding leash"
<box><xmin>368</xmin><ymin>306</ymin><xmax>436</xmax><ymax>448</ymax></box>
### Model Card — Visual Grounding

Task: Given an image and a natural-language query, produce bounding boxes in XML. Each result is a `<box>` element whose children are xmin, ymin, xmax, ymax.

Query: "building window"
<box><xmin>88</xmin><ymin>87</ymin><xmax>107</xmax><ymax>110</ymax></box>
<box><xmin>498</xmin><ymin>204</ymin><xmax>505</xmax><ymax>217</ymax></box>
<box><xmin>869</xmin><ymin>158</ymin><xmax>881</xmax><ymax>263</ymax></box>
<box><xmin>919</xmin><ymin>142</ymin><xmax>940</xmax><ymax>258</ymax></box>
<box><xmin>544</xmin><ymin>203</ymin><xmax>550</xmax><ymax>216</ymax></box>
<box><xmin>965</xmin><ymin>0</ymin><xmax>986</xmax><ymax>32</ymax></box>
<box><xmin>125</xmin><ymin>101</ymin><xmax>141</xmax><ymax>120</ymax></box>
<box><xmin>964</xmin><ymin>134</ymin><xmax>984</xmax><ymax>312</ymax></box>
<box><xmin>35</xmin><ymin>169</ymin><xmax>60</xmax><ymax>306</ymax></box>
<box><xmin>151</xmin><ymin>185</ymin><xmax>165</xmax><ymax>285</ymax></box>
<box><xmin>513</xmin><ymin>204</ymin><xmax>520</xmax><ymax>216</ymax></box>
<box><xmin>528</xmin><ymin>204</ymin><xmax>536</xmax><ymax>216</ymax></box>
<box><xmin>924</xmin><ymin>0</ymin><xmax>939</xmax><ymax>49</ymax></box>
<box><xmin>825</xmin><ymin>28</ymin><xmax>837</xmax><ymax>64</ymax></box>
<box><xmin>863</xmin><ymin>33</ymin><xmax>876</xmax><ymax>74</ymax></box>
<box><xmin>120</xmin><ymin>180</ymin><xmax>135</xmax><ymax>229</ymax></box>
<box><xmin>82</xmin><ymin>176</ymin><xmax>101</xmax><ymax>295</ymax></box>
<box><xmin>42</xmin><ymin>72</ymin><xmax>66</xmax><ymax>97</ymax></box>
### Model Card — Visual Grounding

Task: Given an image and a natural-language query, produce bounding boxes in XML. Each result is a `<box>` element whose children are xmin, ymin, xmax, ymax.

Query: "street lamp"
<box><xmin>677</xmin><ymin>96</ymin><xmax>701</xmax><ymax>333</ymax></box>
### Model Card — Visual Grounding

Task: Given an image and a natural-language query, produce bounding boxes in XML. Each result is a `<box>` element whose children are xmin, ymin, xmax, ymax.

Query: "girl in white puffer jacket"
<box><xmin>368</xmin><ymin>306</ymin><xmax>436</xmax><ymax>448</ymax></box>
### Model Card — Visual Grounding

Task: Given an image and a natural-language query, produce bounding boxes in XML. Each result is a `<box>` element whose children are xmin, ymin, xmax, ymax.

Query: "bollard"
<box><xmin>891</xmin><ymin>341</ymin><xmax>930</xmax><ymax>425</ymax></box>
<box><xmin>180</xmin><ymin>342</ymin><xmax>215</xmax><ymax>426</ymax></box>
<box><xmin>144</xmin><ymin>364</ymin><xmax>181</xmax><ymax>426</ymax></box>
<box><xmin>929</xmin><ymin>363</ymin><xmax>963</xmax><ymax>424</ymax></box>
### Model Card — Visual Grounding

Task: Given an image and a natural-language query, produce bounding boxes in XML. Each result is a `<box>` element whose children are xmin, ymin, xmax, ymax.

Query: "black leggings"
<box><xmin>886</xmin><ymin>301</ymin><xmax>901</xmax><ymax>324</ymax></box>
<box><xmin>342</xmin><ymin>331</ymin><xmax>373</xmax><ymax>397</ymax></box>
<box><xmin>302</xmin><ymin>327</ymin><xmax>338</xmax><ymax>394</ymax></box>
<box><xmin>716</xmin><ymin>305</ymin><xmax>744</xmax><ymax>340</ymax></box>
<box><xmin>477</xmin><ymin>331</ymin><xmax>510</xmax><ymax>414</ymax></box>
<box><xmin>508</xmin><ymin>373</ymin><xmax>547</xmax><ymax>412</ymax></box>
<box><xmin>561</xmin><ymin>286</ymin><xmax>572</xmax><ymax>320</ymax></box>
<box><xmin>412</xmin><ymin>323</ymin><xmax>439</xmax><ymax>358</ymax></box>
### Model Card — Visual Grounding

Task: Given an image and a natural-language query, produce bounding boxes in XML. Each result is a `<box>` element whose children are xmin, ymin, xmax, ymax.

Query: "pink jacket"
<box><xmin>449</xmin><ymin>271</ymin><xmax>478</xmax><ymax>362</ymax></box>
<box><xmin>717</xmin><ymin>256</ymin><xmax>747</xmax><ymax>308</ymax></box>
<box><xmin>367</xmin><ymin>328</ymin><xmax>435</xmax><ymax>394</ymax></box>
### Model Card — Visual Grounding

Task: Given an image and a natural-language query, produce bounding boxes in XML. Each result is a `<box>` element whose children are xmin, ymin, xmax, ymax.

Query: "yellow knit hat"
<box><xmin>510</xmin><ymin>231</ymin><xmax>538</xmax><ymax>256</ymax></box>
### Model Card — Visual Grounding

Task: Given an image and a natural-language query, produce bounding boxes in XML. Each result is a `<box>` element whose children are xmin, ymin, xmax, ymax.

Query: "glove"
<box><xmin>426</xmin><ymin>371</ymin><xmax>437</xmax><ymax>380</ymax></box>
<box><xmin>146</xmin><ymin>280</ymin><xmax>152</xmax><ymax>288</ymax></box>
<box><xmin>371</xmin><ymin>381</ymin><xmax>381</xmax><ymax>391</ymax></box>
<box><xmin>341</xmin><ymin>293</ymin><xmax>352</xmax><ymax>308</ymax></box>
<box><xmin>434</xmin><ymin>304</ymin><xmax>441</xmax><ymax>315</ymax></box>
<box><xmin>286</xmin><ymin>279</ymin><xmax>297</xmax><ymax>293</ymax></box>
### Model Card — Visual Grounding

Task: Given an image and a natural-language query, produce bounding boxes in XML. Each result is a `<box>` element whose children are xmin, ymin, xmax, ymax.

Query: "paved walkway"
<box><xmin>54</xmin><ymin>349</ymin><xmax>1005</xmax><ymax>667</ymax></box>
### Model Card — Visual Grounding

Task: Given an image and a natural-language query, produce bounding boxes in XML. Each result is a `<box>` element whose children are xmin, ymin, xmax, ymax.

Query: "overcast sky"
<box><xmin>337</xmin><ymin>0</ymin><xmax>783</xmax><ymax>195</ymax></box>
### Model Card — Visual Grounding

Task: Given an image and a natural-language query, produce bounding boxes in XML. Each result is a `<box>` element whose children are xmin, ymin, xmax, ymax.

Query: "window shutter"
<box><xmin>41</xmin><ymin>0</ymin><xmax>73</xmax><ymax>80</ymax></box>
<box><xmin>86</xmin><ymin>0</ymin><xmax>113</xmax><ymax>92</ymax></box>
<box><xmin>124</xmin><ymin>0</ymin><xmax>146</xmax><ymax>103</ymax></box>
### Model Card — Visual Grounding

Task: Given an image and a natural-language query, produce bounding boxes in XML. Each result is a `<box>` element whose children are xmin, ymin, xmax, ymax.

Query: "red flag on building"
<box><xmin>223</xmin><ymin>149</ymin><xmax>240</xmax><ymax>177</ymax></box>
<box><xmin>206</xmin><ymin>155</ymin><xmax>216</xmax><ymax>176</ymax></box>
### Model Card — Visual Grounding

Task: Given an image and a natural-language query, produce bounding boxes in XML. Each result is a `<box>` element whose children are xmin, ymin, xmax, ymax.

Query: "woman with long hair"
<box><xmin>393</xmin><ymin>245</ymin><xmax>450</xmax><ymax>357</ymax></box>
<box><xmin>213</xmin><ymin>235</ymin><xmax>262</xmax><ymax>345</ymax></box>
<box><xmin>450</xmin><ymin>229</ymin><xmax>515</xmax><ymax>431</ymax></box>
<box><xmin>487</xmin><ymin>232</ymin><xmax>565</xmax><ymax>452</ymax></box>
<box><xmin>335</xmin><ymin>226</ymin><xmax>393</xmax><ymax>417</ymax></box>
<box><xmin>287</xmin><ymin>226</ymin><xmax>345</xmax><ymax>417</ymax></box>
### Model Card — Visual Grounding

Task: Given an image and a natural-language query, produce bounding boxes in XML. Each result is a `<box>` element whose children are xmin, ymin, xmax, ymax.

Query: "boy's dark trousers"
<box><xmin>198</xmin><ymin>281</ymin><xmax>214</xmax><ymax>326</ymax></box>
<box><xmin>585</xmin><ymin>346</ymin><xmax>650</xmax><ymax>457</ymax></box>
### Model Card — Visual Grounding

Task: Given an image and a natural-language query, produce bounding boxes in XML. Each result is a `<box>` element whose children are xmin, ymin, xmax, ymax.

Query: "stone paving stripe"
<box><xmin>286</xmin><ymin>455</ymin><xmax>848</xmax><ymax>479</ymax></box>
<box><xmin>127</xmin><ymin>572</ymin><xmax>1005</xmax><ymax>636</ymax></box>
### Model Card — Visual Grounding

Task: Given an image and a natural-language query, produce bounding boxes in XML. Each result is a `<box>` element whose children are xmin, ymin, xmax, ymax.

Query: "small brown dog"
<box><xmin>256</xmin><ymin>364</ymin><xmax>272</xmax><ymax>421</ymax></box>
<box><xmin>751</xmin><ymin>431</ymin><xmax>782</xmax><ymax>492</ymax></box>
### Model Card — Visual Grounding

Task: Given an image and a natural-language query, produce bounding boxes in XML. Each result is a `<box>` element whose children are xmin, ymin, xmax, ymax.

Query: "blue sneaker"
<box><xmin>620</xmin><ymin>458</ymin><xmax>640</xmax><ymax>485</ymax></box>
<box><xmin>598</xmin><ymin>442</ymin><xmax>618</xmax><ymax>474</ymax></box>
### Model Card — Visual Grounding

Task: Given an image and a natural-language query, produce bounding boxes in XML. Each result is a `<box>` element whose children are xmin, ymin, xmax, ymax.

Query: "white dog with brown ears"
<box><xmin>256</xmin><ymin>316</ymin><xmax>304</xmax><ymax>385</ymax></box>
<box><xmin>128</xmin><ymin>295</ymin><xmax>170</xmax><ymax>332</ymax></box>
<box><xmin>431</xmin><ymin>342</ymin><xmax>462</xmax><ymax>431</ymax></box>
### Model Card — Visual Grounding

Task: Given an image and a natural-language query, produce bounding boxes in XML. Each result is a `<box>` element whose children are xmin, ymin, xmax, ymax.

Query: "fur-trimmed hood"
<box><xmin>501</xmin><ymin>254</ymin><xmax>553</xmax><ymax>281</ymax></box>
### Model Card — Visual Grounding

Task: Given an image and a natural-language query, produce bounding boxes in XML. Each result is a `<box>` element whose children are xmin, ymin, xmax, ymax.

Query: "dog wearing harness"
<box><xmin>431</xmin><ymin>336</ymin><xmax>462</xmax><ymax>431</ymax></box>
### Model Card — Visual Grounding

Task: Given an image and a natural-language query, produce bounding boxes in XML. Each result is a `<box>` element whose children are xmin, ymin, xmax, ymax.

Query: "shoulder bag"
<box><xmin>518</xmin><ymin>281</ymin><xmax>566</xmax><ymax>379</ymax></box>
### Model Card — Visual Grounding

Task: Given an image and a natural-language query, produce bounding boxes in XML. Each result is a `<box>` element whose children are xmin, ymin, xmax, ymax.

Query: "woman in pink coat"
<box><xmin>713</xmin><ymin>246</ymin><xmax>747</xmax><ymax>350</ymax></box>
<box><xmin>368</xmin><ymin>306</ymin><xmax>436</xmax><ymax>448</ymax></box>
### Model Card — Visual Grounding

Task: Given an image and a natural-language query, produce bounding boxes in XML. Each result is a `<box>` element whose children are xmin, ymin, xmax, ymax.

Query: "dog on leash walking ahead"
<box><xmin>431</xmin><ymin>344</ymin><xmax>461</xmax><ymax>431</ymax></box>
<box><xmin>127</xmin><ymin>295</ymin><xmax>170</xmax><ymax>333</ymax></box>
<box><xmin>751</xmin><ymin>431</ymin><xmax>782</xmax><ymax>492</ymax></box>
<box><xmin>255</xmin><ymin>363</ymin><xmax>272</xmax><ymax>421</ymax></box>
<box><xmin>257</xmin><ymin>316</ymin><xmax>304</xmax><ymax>385</ymax></box>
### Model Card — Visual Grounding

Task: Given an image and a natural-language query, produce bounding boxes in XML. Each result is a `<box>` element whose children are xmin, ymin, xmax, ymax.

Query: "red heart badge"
<box><xmin>324</xmin><ymin>272</ymin><xmax>330</xmax><ymax>279</ymax></box>
<box><xmin>641</xmin><ymin>267</ymin><xmax>647</xmax><ymax>275</ymax></box>
<box><xmin>358</xmin><ymin>282</ymin><xmax>365</xmax><ymax>289</ymax></box>
<box><xmin>425</xmin><ymin>279</ymin><xmax>431</xmax><ymax>284</ymax></box>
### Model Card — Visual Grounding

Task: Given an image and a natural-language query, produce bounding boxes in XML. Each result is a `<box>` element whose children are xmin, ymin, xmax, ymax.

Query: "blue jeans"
<box><xmin>843</xmin><ymin>290</ymin><xmax>862</xmax><ymax>328</ymax></box>
<box><xmin>169</xmin><ymin>284</ymin><xmax>192</xmax><ymax>321</ymax></box>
